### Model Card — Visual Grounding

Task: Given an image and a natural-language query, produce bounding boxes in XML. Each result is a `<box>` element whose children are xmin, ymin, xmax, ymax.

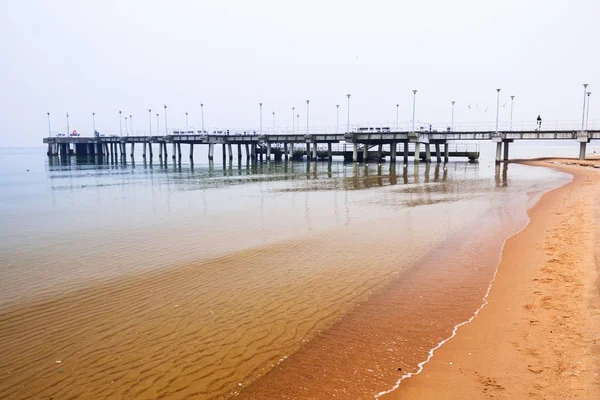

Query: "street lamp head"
<box><xmin>510</xmin><ymin>95</ymin><xmax>515</xmax><ymax>99</ymax></box>
<box><xmin>47</xmin><ymin>112</ymin><xmax>50</xmax><ymax>116</ymax></box>
<box><xmin>259</xmin><ymin>103</ymin><xmax>262</xmax><ymax>107</ymax></box>
<box><xmin>148</xmin><ymin>109</ymin><xmax>151</xmax><ymax>112</ymax></box>
<box><xmin>337</xmin><ymin>104</ymin><xmax>340</xmax><ymax>108</ymax></box>
<box><xmin>347</xmin><ymin>94</ymin><xmax>351</xmax><ymax>98</ymax></box>
<box><xmin>306</xmin><ymin>100</ymin><xmax>310</xmax><ymax>104</ymax></box>
<box><xmin>66</xmin><ymin>113</ymin><xmax>69</xmax><ymax>117</ymax></box>
<box><xmin>496</xmin><ymin>88</ymin><xmax>501</xmax><ymax>92</ymax></box>
<box><xmin>156</xmin><ymin>113</ymin><xmax>159</xmax><ymax>117</ymax></box>
<box><xmin>119</xmin><ymin>110</ymin><xmax>122</xmax><ymax>114</ymax></box>
<box><xmin>583</xmin><ymin>83</ymin><xmax>589</xmax><ymax>88</ymax></box>
<box><xmin>164</xmin><ymin>104</ymin><xmax>167</xmax><ymax>109</ymax></box>
<box><xmin>129</xmin><ymin>115</ymin><xmax>132</xmax><ymax>118</ymax></box>
<box><xmin>185</xmin><ymin>112</ymin><xmax>188</xmax><ymax>115</ymax></box>
<box><xmin>451</xmin><ymin>101</ymin><xmax>455</xmax><ymax>105</ymax></box>
<box><xmin>587</xmin><ymin>92</ymin><xmax>592</xmax><ymax>96</ymax></box>
<box><xmin>92</xmin><ymin>112</ymin><xmax>95</xmax><ymax>116</ymax></box>
<box><xmin>412</xmin><ymin>90</ymin><xmax>417</xmax><ymax>94</ymax></box>
<box><xmin>200</xmin><ymin>103</ymin><xmax>203</xmax><ymax>107</ymax></box>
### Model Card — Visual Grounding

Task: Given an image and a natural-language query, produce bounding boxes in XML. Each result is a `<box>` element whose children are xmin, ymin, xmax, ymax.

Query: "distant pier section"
<box><xmin>43</xmin><ymin>128</ymin><xmax>600</xmax><ymax>163</ymax></box>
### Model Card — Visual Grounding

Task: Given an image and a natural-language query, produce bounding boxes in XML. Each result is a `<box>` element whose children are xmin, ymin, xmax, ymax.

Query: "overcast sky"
<box><xmin>1</xmin><ymin>0</ymin><xmax>598</xmax><ymax>145</ymax></box>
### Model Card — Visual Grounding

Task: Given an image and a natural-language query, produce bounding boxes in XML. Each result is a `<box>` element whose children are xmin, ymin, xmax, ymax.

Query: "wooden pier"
<box><xmin>43</xmin><ymin>129</ymin><xmax>600</xmax><ymax>163</ymax></box>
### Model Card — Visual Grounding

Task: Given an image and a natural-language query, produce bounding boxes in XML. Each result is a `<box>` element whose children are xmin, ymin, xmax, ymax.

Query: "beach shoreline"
<box><xmin>382</xmin><ymin>159</ymin><xmax>600</xmax><ymax>399</ymax></box>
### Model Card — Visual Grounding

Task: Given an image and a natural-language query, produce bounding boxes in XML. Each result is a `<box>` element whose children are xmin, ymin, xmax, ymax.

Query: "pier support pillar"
<box><xmin>142</xmin><ymin>142</ymin><xmax>146</xmax><ymax>158</ymax></box>
<box><xmin>306</xmin><ymin>143</ymin><xmax>311</xmax><ymax>159</ymax></box>
<box><xmin>94</xmin><ymin>142</ymin><xmax>98</xmax><ymax>155</ymax></box>
<box><xmin>237</xmin><ymin>144</ymin><xmax>242</xmax><ymax>160</ymax></box>
<box><xmin>290</xmin><ymin>143</ymin><xmax>294</xmax><ymax>159</ymax></box>
<box><xmin>403</xmin><ymin>142</ymin><xmax>409</xmax><ymax>164</ymax></box>
<box><xmin>444</xmin><ymin>143</ymin><xmax>449</xmax><ymax>163</ymax></box>
<box><xmin>189</xmin><ymin>143</ymin><xmax>194</xmax><ymax>159</ymax></box>
<box><xmin>353</xmin><ymin>142</ymin><xmax>358</xmax><ymax>162</ymax></box>
<box><xmin>495</xmin><ymin>142</ymin><xmax>502</xmax><ymax>164</ymax></box>
<box><xmin>328</xmin><ymin>143</ymin><xmax>332</xmax><ymax>160</ymax></box>
<box><xmin>130</xmin><ymin>143</ymin><xmax>135</xmax><ymax>157</ymax></box>
<box><xmin>47</xmin><ymin>143</ymin><xmax>52</xmax><ymax>156</ymax></box>
<box><xmin>363</xmin><ymin>144</ymin><xmax>368</xmax><ymax>162</ymax></box>
<box><xmin>86</xmin><ymin>143</ymin><xmax>91</xmax><ymax>156</ymax></box>
<box><xmin>251</xmin><ymin>144</ymin><xmax>256</xmax><ymax>159</ymax></box>
<box><xmin>245</xmin><ymin>144</ymin><xmax>250</xmax><ymax>159</ymax></box>
<box><xmin>284</xmin><ymin>143</ymin><xmax>289</xmax><ymax>159</ymax></box>
<box><xmin>390</xmin><ymin>142</ymin><xmax>397</xmax><ymax>162</ymax></box>
<box><xmin>163</xmin><ymin>143</ymin><xmax>168</xmax><ymax>160</ymax></box>
<box><xmin>159</xmin><ymin>142</ymin><xmax>163</xmax><ymax>158</ymax></box>
<box><xmin>312</xmin><ymin>143</ymin><xmax>317</xmax><ymax>160</ymax></box>
<box><xmin>148</xmin><ymin>142</ymin><xmax>153</xmax><ymax>158</ymax></box>
<box><xmin>208</xmin><ymin>143</ymin><xmax>214</xmax><ymax>160</ymax></box>
<box><xmin>266</xmin><ymin>143</ymin><xmax>271</xmax><ymax>159</ymax></box>
<box><xmin>503</xmin><ymin>141</ymin><xmax>510</xmax><ymax>162</ymax></box>
<box><xmin>377</xmin><ymin>144</ymin><xmax>383</xmax><ymax>161</ymax></box>
<box><xmin>425</xmin><ymin>144</ymin><xmax>431</xmax><ymax>163</ymax></box>
<box><xmin>228</xmin><ymin>143</ymin><xmax>233</xmax><ymax>160</ymax></box>
<box><xmin>177</xmin><ymin>143</ymin><xmax>182</xmax><ymax>161</ymax></box>
<box><xmin>435</xmin><ymin>143</ymin><xmax>441</xmax><ymax>163</ymax></box>
<box><xmin>414</xmin><ymin>143</ymin><xmax>420</xmax><ymax>163</ymax></box>
<box><xmin>222</xmin><ymin>144</ymin><xmax>227</xmax><ymax>163</ymax></box>
<box><xmin>172</xmin><ymin>143</ymin><xmax>176</xmax><ymax>160</ymax></box>
<box><xmin>579</xmin><ymin>142</ymin><xmax>587</xmax><ymax>160</ymax></box>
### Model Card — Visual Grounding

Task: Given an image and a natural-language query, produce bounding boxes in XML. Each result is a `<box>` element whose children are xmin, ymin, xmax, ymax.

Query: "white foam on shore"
<box><xmin>373</xmin><ymin>167</ymin><xmax>573</xmax><ymax>399</ymax></box>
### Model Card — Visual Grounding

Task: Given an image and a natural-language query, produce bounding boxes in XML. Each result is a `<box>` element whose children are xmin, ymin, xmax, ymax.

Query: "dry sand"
<box><xmin>383</xmin><ymin>159</ymin><xmax>600</xmax><ymax>399</ymax></box>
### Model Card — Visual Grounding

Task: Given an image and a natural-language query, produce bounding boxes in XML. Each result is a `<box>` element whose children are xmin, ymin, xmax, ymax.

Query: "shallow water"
<box><xmin>0</xmin><ymin>144</ymin><xmax>573</xmax><ymax>399</ymax></box>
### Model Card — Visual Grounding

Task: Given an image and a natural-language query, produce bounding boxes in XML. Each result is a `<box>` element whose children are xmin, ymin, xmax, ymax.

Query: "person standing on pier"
<box><xmin>537</xmin><ymin>115</ymin><xmax>542</xmax><ymax>130</ymax></box>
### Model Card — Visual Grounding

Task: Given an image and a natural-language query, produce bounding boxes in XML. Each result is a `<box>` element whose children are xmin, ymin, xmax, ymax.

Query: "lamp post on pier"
<box><xmin>92</xmin><ymin>112</ymin><xmax>96</xmax><ymax>134</ymax></box>
<box><xmin>292</xmin><ymin>107</ymin><xmax>295</xmax><ymax>134</ymax></box>
<box><xmin>259</xmin><ymin>103</ymin><xmax>263</xmax><ymax>135</ymax></box>
<box><xmin>119</xmin><ymin>111</ymin><xmax>122</xmax><ymax>136</ymax></box>
<box><xmin>396</xmin><ymin>104</ymin><xmax>399</xmax><ymax>131</ymax></box>
<box><xmin>581</xmin><ymin>84</ymin><xmax>588</xmax><ymax>133</ymax></box>
<box><xmin>200</xmin><ymin>103</ymin><xmax>205</xmax><ymax>133</ymax></box>
<box><xmin>509</xmin><ymin>96</ymin><xmax>515</xmax><ymax>131</ymax></box>
<box><xmin>306</xmin><ymin>100</ymin><xmax>310</xmax><ymax>135</ymax></box>
<box><xmin>129</xmin><ymin>114</ymin><xmax>133</xmax><ymax>136</ymax></box>
<box><xmin>346</xmin><ymin>94</ymin><xmax>351</xmax><ymax>133</ymax></box>
<box><xmin>66</xmin><ymin>112</ymin><xmax>70</xmax><ymax>136</ymax></box>
<box><xmin>411</xmin><ymin>90</ymin><xmax>417</xmax><ymax>132</ymax></box>
<box><xmin>148</xmin><ymin>109</ymin><xmax>152</xmax><ymax>136</ymax></box>
<box><xmin>185</xmin><ymin>112</ymin><xmax>189</xmax><ymax>133</ymax></box>
<box><xmin>451</xmin><ymin>101</ymin><xmax>455</xmax><ymax>132</ymax></box>
<box><xmin>47</xmin><ymin>112</ymin><xmax>51</xmax><ymax>137</ymax></box>
<box><xmin>297</xmin><ymin>113</ymin><xmax>300</xmax><ymax>133</ymax></box>
<box><xmin>272</xmin><ymin>111</ymin><xmax>275</xmax><ymax>134</ymax></box>
<box><xmin>495</xmin><ymin>88</ymin><xmax>501</xmax><ymax>132</ymax></box>
<box><xmin>164</xmin><ymin>104</ymin><xmax>168</xmax><ymax>136</ymax></box>
<box><xmin>125</xmin><ymin>116</ymin><xmax>128</xmax><ymax>136</ymax></box>
<box><xmin>586</xmin><ymin>92</ymin><xmax>592</xmax><ymax>131</ymax></box>
<box><xmin>336</xmin><ymin>104</ymin><xmax>340</xmax><ymax>134</ymax></box>
<box><xmin>156</xmin><ymin>113</ymin><xmax>159</xmax><ymax>134</ymax></box>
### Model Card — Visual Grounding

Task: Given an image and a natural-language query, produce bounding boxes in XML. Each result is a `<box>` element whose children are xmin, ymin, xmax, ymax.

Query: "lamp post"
<box><xmin>297</xmin><ymin>113</ymin><xmax>300</xmax><ymax>133</ymax></box>
<box><xmin>336</xmin><ymin>104</ymin><xmax>340</xmax><ymax>134</ymax></box>
<box><xmin>411</xmin><ymin>90</ymin><xmax>417</xmax><ymax>132</ymax></box>
<box><xmin>164</xmin><ymin>104</ymin><xmax>168</xmax><ymax>136</ymax></box>
<box><xmin>129</xmin><ymin>114</ymin><xmax>133</xmax><ymax>136</ymax></box>
<box><xmin>292</xmin><ymin>107</ymin><xmax>295</xmax><ymax>134</ymax></box>
<box><xmin>346</xmin><ymin>94</ymin><xmax>351</xmax><ymax>133</ymax></box>
<box><xmin>581</xmin><ymin>84</ymin><xmax>589</xmax><ymax>133</ymax></box>
<box><xmin>272</xmin><ymin>111</ymin><xmax>275</xmax><ymax>134</ymax></box>
<box><xmin>47</xmin><ymin>112</ymin><xmax>51</xmax><ymax>137</ymax></box>
<box><xmin>148</xmin><ymin>109</ymin><xmax>152</xmax><ymax>136</ymax></box>
<box><xmin>119</xmin><ymin>110</ymin><xmax>122</xmax><ymax>136</ymax></box>
<box><xmin>451</xmin><ymin>101</ymin><xmax>455</xmax><ymax>132</ymax></box>
<box><xmin>586</xmin><ymin>91</ymin><xmax>592</xmax><ymax>131</ymax></box>
<box><xmin>200</xmin><ymin>103</ymin><xmax>204</xmax><ymax>133</ymax></box>
<box><xmin>259</xmin><ymin>103</ymin><xmax>263</xmax><ymax>135</ymax></box>
<box><xmin>185</xmin><ymin>112</ymin><xmax>189</xmax><ymax>133</ymax></box>
<box><xmin>92</xmin><ymin>112</ymin><xmax>96</xmax><ymax>134</ymax></box>
<box><xmin>66</xmin><ymin>112</ymin><xmax>70</xmax><ymax>136</ymax></box>
<box><xmin>156</xmin><ymin>113</ymin><xmax>159</xmax><ymax>134</ymax></box>
<box><xmin>509</xmin><ymin>96</ymin><xmax>515</xmax><ymax>131</ymax></box>
<box><xmin>396</xmin><ymin>104</ymin><xmax>399</xmax><ymax>131</ymax></box>
<box><xmin>495</xmin><ymin>88</ymin><xmax>501</xmax><ymax>132</ymax></box>
<box><xmin>306</xmin><ymin>100</ymin><xmax>310</xmax><ymax>135</ymax></box>
<box><xmin>125</xmin><ymin>116</ymin><xmax>128</xmax><ymax>135</ymax></box>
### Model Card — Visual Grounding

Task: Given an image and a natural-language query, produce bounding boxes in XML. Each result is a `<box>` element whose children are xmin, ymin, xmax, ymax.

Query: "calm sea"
<box><xmin>0</xmin><ymin>141</ymin><xmax>584</xmax><ymax>399</ymax></box>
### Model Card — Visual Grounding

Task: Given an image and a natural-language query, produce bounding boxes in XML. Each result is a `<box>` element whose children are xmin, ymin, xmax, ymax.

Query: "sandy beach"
<box><xmin>383</xmin><ymin>159</ymin><xmax>600</xmax><ymax>399</ymax></box>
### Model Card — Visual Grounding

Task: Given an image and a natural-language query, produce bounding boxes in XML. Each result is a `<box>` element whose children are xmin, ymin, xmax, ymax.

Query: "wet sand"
<box><xmin>383</xmin><ymin>159</ymin><xmax>600</xmax><ymax>399</ymax></box>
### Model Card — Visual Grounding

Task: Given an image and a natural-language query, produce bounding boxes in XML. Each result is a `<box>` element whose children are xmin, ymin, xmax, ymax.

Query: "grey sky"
<box><xmin>1</xmin><ymin>0</ymin><xmax>598</xmax><ymax>145</ymax></box>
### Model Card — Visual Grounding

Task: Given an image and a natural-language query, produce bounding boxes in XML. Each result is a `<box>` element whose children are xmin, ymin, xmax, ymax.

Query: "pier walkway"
<box><xmin>43</xmin><ymin>129</ymin><xmax>600</xmax><ymax>163</ymax></box>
